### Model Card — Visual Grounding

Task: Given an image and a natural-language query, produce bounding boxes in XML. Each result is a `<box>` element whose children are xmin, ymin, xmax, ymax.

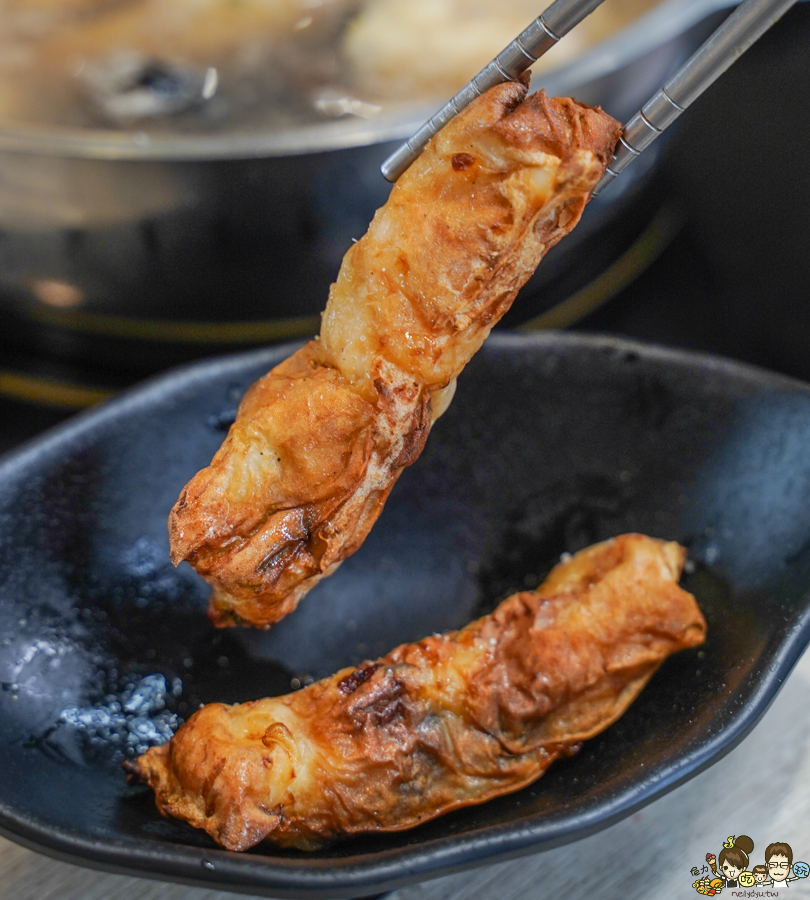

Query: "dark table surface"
<box><xmin>576</xmin><ymin>0</ymin><xmax>810</xmax><ymax>375</ymax></box>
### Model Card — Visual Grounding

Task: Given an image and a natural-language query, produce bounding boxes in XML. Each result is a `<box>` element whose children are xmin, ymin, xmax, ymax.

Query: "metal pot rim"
<box><xmin>0</xmin><ymin>0</ymin><xmax>732</xmax><ymax>162</ymax></box>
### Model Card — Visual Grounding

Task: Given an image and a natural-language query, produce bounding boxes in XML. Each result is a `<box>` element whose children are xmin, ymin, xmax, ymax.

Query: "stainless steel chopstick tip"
<box><xmin>593</xmin><ymin>0</ymin><xmax>798</xmax><ymax>195</ymax></box>
<box><xmin>381</xmin><ymin>0</ymin><xmax>608</xmax><ymax>181</ymax></box>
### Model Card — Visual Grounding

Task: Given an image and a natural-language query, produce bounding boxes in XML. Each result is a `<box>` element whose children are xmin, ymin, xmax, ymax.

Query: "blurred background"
<box><xmin>0</xmin><ymin>0</ymin><xmax>807</xmax><ymax>456</ymax></box>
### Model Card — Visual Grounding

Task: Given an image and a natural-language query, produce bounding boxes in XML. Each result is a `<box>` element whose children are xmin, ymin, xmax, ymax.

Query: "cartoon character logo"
<box><xmin>692</xmin><ymin>834</ymin><xmax>808</xmax><ymax>893</ymax></box>
<box><xmin>764</xmin><ymin>842</ymin><xmax>810</xmax><ymax>886</ymax></box>
<box><xmin>706</xmin><ymin>835</ymin><xmax>755</xmax><ymax>889</ymax></box>
<box><xmin>748</xmin><ymin>864</ymin><xmax>768</xmax><ymax>886</ymax></box>
<box><xmin>794</xmin><ymin>861</ymin><xmax>810</xmax><ymax>879</ymax></box>
<box><xmin>692</xmin><ymin>875</ymin><xmax>724</xmax><ymax>895</ymax></box>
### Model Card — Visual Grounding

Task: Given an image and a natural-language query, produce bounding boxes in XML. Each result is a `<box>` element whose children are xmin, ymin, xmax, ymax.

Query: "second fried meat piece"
<box><xmin>129</xmin><ymin>534</ymin><xmax>707</xmax><ymax>851</ymax></box>
<box><xmin>169</xmin><ymin>80</ymin><xmax>621</xmax><ymax>628</ymax></box>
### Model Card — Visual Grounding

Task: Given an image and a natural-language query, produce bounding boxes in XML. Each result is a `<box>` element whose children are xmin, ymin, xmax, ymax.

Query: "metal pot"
<box><xmin>0</xmin><ymin>0</ymin><xmax>734</xmax><ymax>375</ymax></box>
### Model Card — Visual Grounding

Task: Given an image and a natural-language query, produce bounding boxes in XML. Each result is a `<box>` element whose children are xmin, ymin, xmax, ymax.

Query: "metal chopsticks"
<box><xmin>380</xmin><ymin>0</ymin><xmax>609</xmax><ymax>182</ymax></box>
<box><xmin>381</xmin><ymin>0</ymin><xmax>798</xmax><ymax>186</ymax></box>
<box><xmin>593</xmin><ymin>0</ymin><xmax>797</xmax><ymax>193</ymax></box>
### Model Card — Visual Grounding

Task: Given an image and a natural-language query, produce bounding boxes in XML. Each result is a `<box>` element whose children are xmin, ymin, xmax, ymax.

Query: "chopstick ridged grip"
<box><xmin>381</xmin><ymin>0</ymin><xmax>607</xmax><ymax>182</ymax></box>
<box><xmin>595</xmin><ymin>0</ymin><xmax>798</xmax><ymax>193</ymax></box>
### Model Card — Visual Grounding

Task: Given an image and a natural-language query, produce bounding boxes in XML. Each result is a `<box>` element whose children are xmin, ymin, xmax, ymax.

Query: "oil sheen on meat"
<box><xmin>168</xmin><ymin>79</ymin><xmax>621</xmax><ymax>628</ymax></box>
<box><xmin>128</xmin><ymin>534</ymin><xmax>706</xmax><ymax>850</ymax></box>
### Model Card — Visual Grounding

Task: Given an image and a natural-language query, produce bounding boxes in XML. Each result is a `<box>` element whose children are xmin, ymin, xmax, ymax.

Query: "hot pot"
<box><xmin>0</xmin><ymin>0</ymin><xmax>734</xmax><ymax>374</ymax></box>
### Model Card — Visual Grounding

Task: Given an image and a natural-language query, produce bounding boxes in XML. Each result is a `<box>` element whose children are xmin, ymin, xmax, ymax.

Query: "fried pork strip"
<box><xmin>128</xmin><ymin>534</ymin><xmax>706</xmax><ymax>851</ymax></box>
<box><xmin>169</xmin><ymin>81</ymin><xmax>621</xmax><ymax>628</ymax></box>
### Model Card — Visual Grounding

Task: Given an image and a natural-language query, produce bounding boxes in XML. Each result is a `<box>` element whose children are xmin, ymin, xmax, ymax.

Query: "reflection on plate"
<box><xmin>1</xmin><ymin>332</ymin><xmax>810</xmax><ymax>898</ymax></box>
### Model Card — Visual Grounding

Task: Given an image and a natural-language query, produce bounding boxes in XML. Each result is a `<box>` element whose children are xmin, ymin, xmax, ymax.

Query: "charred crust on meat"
<box><xmin>165</xmin><ymin>84</ymin><xmax>621</xmax><ymax>630</ymax></box>
<box><xmin>130</xmin><ymin>536</ymin><xmax>705</xmax><ymax>850</ymax></box>
<box><xmin>122</xmin><ymin>757</ymin><xmax>143</xmax><ymax>784</ymax></box>
<box><xmin>393</xmin><ymin>401</ymin><xmax>431</xmax><ymax>469</ymax></box>
<box><xmin>452</xmin><ymin>152</ymin><xmax>475</xmax><ymax>171</ymax></box>
<box><xmin>348</xmin><ymin>667</ymin><xmax>407</xmax><ymax>727</ymax></box>
<box><xmin>338</xmin><ymin>663</ymin><xmax>381</xmax><ymax>695</ymax></box>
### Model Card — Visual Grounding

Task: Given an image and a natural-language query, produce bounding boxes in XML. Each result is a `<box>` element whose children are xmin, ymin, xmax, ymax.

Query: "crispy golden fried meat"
<box><xmin>168</xmin><ymin>80</ymin><xmax>621</xmax><ymax>629</ymax></box>
<box><xmin>128</xmin><ymin>534</ymin><xmax>706</xmax><ymax>851</ymax></box>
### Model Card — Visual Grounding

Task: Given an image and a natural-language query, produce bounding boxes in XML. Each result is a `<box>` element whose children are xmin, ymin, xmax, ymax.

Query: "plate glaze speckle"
<box><xmin>1</xmin><ymin>332</ymin><xmax>810</xmax><ymax>898</ymax></box>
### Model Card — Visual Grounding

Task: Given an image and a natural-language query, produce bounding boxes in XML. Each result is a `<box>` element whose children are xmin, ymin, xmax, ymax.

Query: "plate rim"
<box><xmin>2</xmin><ymin>330</ymin><xmax>810</xmax><ymax>898</ymax></box>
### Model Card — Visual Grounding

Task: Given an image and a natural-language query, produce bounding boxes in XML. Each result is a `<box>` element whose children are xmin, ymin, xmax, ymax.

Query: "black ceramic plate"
<box><xmin>2</xmin><ymin>332</ymin><xmax>810</xmax><ymax>899</ymax></box>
